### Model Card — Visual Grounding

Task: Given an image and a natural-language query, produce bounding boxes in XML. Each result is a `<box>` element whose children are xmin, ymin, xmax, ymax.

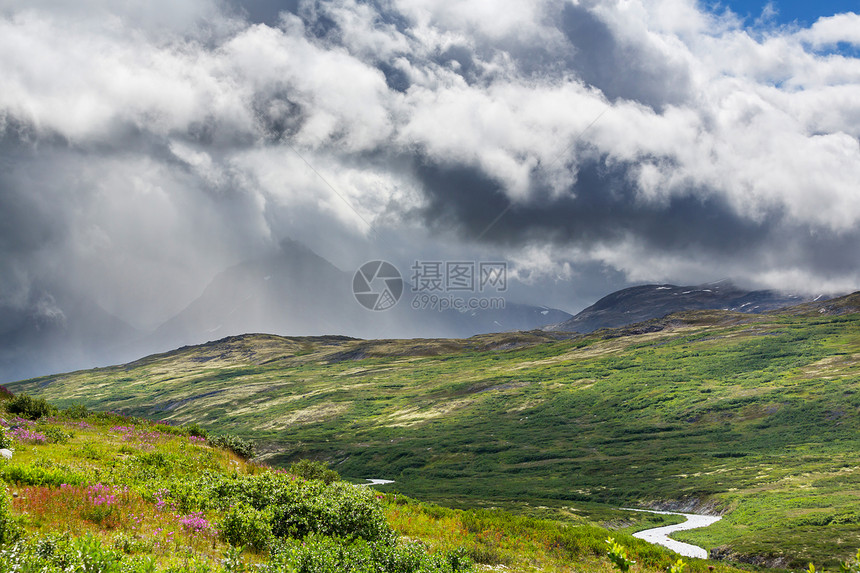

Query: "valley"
<box><xmin>8</xmin><ymin>293</ymin><xmax>860</xmax><ymax>567</ymax></box>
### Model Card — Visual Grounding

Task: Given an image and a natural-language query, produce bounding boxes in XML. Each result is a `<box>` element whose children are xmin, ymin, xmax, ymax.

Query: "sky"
<box><xmin>1</xmin><ymin>0</ymin><xmax>860</xmax><ymax>347</ymax></box>
<box><xmin>722</xmin><ymin>1</ymin><xmax>859</xmax><ymax>26</ymax></box>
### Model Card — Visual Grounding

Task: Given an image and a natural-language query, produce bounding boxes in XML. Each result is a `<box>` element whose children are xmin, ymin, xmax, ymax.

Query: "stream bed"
<box><xmin>623</xmin><ymin>508</ymin><xmax>721</xmax><ymax>559</ymax></box>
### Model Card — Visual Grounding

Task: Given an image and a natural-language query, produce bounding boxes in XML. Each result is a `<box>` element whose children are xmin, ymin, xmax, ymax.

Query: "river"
<box><xmin>623</xmin><ymin>508</ymin><xmax>721</xmax><ymax>559</ymax></box>
<box><xmin>363</xmin><ymin>478</ymin><xmax>395</xmax><ymax>486</ymax></box>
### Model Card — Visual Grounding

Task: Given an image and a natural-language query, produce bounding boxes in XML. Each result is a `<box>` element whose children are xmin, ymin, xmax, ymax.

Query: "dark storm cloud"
<box><xmin>413</xmin><ymin>156</ymin><xmax>780</xmax><ymax>255</ymax></box>
<box><xmin>560</xmin><ymin>3</ymin><xmax>692</xmax><ymax>110</ymax></box>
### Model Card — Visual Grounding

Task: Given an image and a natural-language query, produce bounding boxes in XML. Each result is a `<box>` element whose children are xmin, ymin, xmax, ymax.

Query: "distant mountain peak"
<box><xmin>546</xmin><ymin>282</ymin><xmax>820</xmax><ymax>333</ymax></box>
<box><xmin>150</xmin><ymin>243</ymin><xmax>572</xmax><ymax>353</ymax></box>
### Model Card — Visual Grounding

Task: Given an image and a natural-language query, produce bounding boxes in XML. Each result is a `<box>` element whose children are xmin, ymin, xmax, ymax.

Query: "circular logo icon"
<box><xmin>352</xmin><ymin>261</ymin><xmax>403</xmax><ymax>311</ymax></box>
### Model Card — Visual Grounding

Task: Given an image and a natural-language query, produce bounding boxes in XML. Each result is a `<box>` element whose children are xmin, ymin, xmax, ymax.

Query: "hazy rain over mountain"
<box><xmin>1</xmin><ymin>0</ymin><xmax>859</xmax><ymax>380</ymax></box>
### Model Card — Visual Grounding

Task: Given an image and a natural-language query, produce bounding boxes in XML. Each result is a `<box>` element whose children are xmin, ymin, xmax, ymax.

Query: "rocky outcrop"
<box><xmin>640</xmin><ymin>497</ymin><xmax>728</xmax><ymax>516</ymax></box>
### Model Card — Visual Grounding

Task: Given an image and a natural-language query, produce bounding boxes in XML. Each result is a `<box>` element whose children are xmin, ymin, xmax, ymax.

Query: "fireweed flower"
<box><xmin>87</xmin><ymin>483</ymin><xmax>117</xmax><ymax>506</ymax></box>
<box><xmin>154</xmin><ymin>489</ymin><xmax>175</xmax><ymax>512</ymax></box>
<box><xmin>11</xmin><ymin>427</ymin><xmax>47</xmax><ymax>444</ymax></box>
<box><xmin>110</xmin><ymin>425</ymin><xmax>135</xmax><ymax>434</ymax></box>
<box><xmin>179</xmin><ymin>512</ymin><xmax>211</xmax><ymax>534</ymax></box>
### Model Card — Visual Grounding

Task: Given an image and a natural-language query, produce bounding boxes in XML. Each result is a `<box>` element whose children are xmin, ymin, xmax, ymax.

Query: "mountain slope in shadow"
<box><xmin>547</xmin><ymin>281</ymin><xmax>821</xmax><ymax>333</ymax></box>
<box><xmin>149</xmin><ymin>240</ymin><xmax>572</xmax><ymax>352</ymax></box>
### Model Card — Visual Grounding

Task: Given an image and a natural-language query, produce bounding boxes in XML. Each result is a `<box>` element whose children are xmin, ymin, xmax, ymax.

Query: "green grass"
<box><xmin>7</xmin><ymin>294</ymin><xmax>860</xmax><ymax>567</ymax></box>
<box><xmin>0</xmin><ymin>399</ymin><xmax>754</xmax><ymax>572</ymax></box>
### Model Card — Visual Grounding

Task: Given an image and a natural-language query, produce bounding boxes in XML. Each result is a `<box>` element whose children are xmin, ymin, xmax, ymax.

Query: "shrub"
<box><xmin>242</xmin><ymin>475</ymin><xmax>389</xmax><ymax>542</ymax></box>
<box><xmin>220</xmin><ymin>503</ymin><xmax>274</xmax><ymax>551</ymax></box>
<box><xmin>0</xmin><ymin>463</ymin><xmax>86</xmax><ymax>487</ymax></box>
<box><xmin>63</xmin><ymin>403</ymin><xmax>89</xmax><ymax>419</ymax></box>
<box><xmin>0</xmin><ymin>533</ymin><xmax>122</xmax><ymax>571</ymax></box>
<box><xmin>182</xmin><ymin>472</ymin><xmax>391</xmax><ymax>543</ymax></box>
<box><xmin>5</xmin><ymin>394</ymin><xmax>56</xmax><ymax>420</ymax></box>
<box><xmin>293</xmin><ymin>480</ymin><xmax>390</xmax><ymax>542</ymax></box>
<box><xmin>162</xmin><ymin>478</ymin><xmax>214</xmax><ymax>513</ymax></box>
<box><xmin>0</xmin><ymin>487</ymin><xmax>21</xmax><ymax>544</ymax></box>
<box><xmin>288</xmin><ymin>459</ymin><xmax>341</xmax><ymax>484</ymax></box>
<box><xmin>43</xmin><ymin>426</ymin><xmax>73</xmax><ymax>444</ymax></box>
<box><xmin>207</xmin><ymin>433</ymin><xmax>254</xmax><ymax>459</ymax></box>
<box><xmin>183</xmin><ymin>422</ymin><xmax>209</xmax><ymax>439</ymax></box>
<box><xmin>222</xmin><ymin>545</ymin><xmax>247</xmax><ymax>573</ymax></box>
<box><xmin>151</xmin><ymin>423</ymin><xmax>185</xmax><ymax>437</ymax></box>
<box><xmin>266</xmin><ymin>534</ymin><xmax>474</xmax><ymax>573</ymax></box>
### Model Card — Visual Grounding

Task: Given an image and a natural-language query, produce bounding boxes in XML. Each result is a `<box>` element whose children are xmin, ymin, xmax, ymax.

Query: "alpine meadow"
<box><xmin>5</xmin><ymin>293</ymin><xmax>860</xmax><ymax>569</ymax></box>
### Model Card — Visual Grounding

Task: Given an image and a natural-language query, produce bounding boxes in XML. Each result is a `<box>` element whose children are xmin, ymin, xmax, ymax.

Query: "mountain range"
<box><xmin>0</xmin><ymin>240</ymin><xmax>831</xmax><ymax>383</ymax></box>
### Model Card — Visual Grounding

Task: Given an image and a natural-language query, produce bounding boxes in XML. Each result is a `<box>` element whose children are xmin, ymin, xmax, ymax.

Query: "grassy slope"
<box><xmin>0</xmin><ymin>404</ymin><xmax>739</xmax><ymax>573</ymax></box>
<box><xmin>8</xmin><ymin>294</ymin><xmax>860</xmax><ymax>567</ymax></box>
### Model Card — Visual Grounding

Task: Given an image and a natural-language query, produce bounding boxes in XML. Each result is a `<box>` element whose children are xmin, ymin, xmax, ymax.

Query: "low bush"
<box><xmin>175</xmin><ymin>472</ymin><xmax>391</xmax><ymax>543</ymax></box>
<box><xmin>265</xmin><ymin>534</ymin><xmax>473</xmax><ymax>573</ymax></box>
<box><xmin>280</xmin><ymin>480</ymin><xmax>387</xmax><ymax>542</ymax></box>
<box><xmin>287</xmin><ymin>459</ymin><xmax>340</xmax><ymax>484</ymax></box>
<box><xmin>43</xmin><ymin>426</ymin><xmax>73</xmax><ymax>444</ymax></box>
<box><xmin>220</xmin><ymin>503</ymin><xmax>274</xmax><ymax>551</ymax></box>
<box><xmin>5</xmin><ymin>394</ymin><xmax>56</xmax><ymax>420</ymax></box>
<box><xmin>63</xmin><ymin>403</ymin><xmax>89</xmax><ymax>419</ymax></box>
<box><xmin>184</xmin><ymin>422</ymin><xmax>209</xmax><ymax>439</ymax></box>
<box><xmin>207</xmin><ymin>434</ymin><xmax>254</xmax><ymax>460</ymax></box>
<box><xmin>606</xmin><ymin>537</ymin><xmax>635</xmax><ymax>573</ymax></box>
<box><xmin>0</xmin><ymin>462</ymin><xmax>87</xmax><ymax>487</ymax></box>
<box><xmin>245</xmin><ymin>475</ymin><xmax>389</xmax><ymax>542</ymax></box>
<box><xmin>0</xmin><ymin>533</ymin><xmax>123</xmax><ymax>572</ymax></box>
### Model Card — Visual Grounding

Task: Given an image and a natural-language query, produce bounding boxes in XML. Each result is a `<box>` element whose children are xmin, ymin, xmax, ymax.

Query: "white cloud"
<box><xmin>798</xmin><ymin>12</ymin><xmax>860</xmax><ymax>48</ymax></box>
<box><xmin>391</xmin><ymin>0</ymin><xmax>553</xmax><ymax>42</ymax></box>
<box><xmin>0</xmin><ymin>12</ymin><xmax>250</xmax><ymax>141</ymax></box>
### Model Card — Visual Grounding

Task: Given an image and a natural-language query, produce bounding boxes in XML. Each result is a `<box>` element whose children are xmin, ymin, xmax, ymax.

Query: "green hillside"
<box><xmin>8</xmin><ymin>293</ymin><xmax>860</xmax><ymax>567</ymax></box>
<box><xmin>0</xmin><ymin>395</ymin><xmax>744</xmax><ymax>572</ymax></box>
